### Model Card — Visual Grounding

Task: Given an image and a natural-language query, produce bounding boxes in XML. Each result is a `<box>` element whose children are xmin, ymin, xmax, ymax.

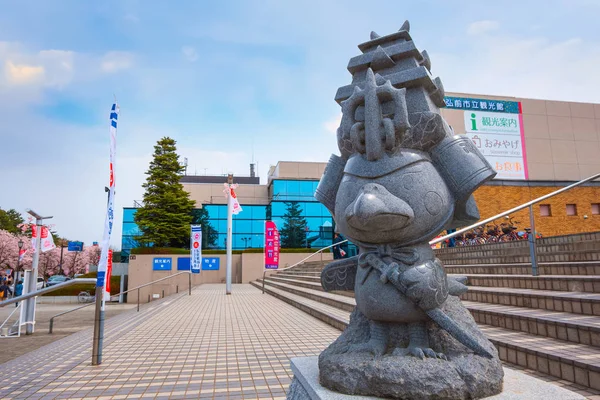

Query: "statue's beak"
<box><xmin>346</xmin><ymin>183</ymin><xmax>414</xmax><ymax>232</ymax></box>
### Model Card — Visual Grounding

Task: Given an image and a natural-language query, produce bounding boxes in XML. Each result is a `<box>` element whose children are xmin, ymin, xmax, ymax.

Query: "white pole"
<box><xmin>226</xmin><ymin>174</ymin><xmax>233</xmax><ymax>295</ymax></box>
<box><xmin>25</xmin><ymin>218</ymin><xmax>43</xmax><ymax>335</ymax></box>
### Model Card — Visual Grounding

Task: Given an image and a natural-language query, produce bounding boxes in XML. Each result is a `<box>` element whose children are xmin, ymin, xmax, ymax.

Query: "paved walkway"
<box><xmin>0</xmin><ymin>284</ymin><xmax>340</xmax><ymax>400</ymax></box>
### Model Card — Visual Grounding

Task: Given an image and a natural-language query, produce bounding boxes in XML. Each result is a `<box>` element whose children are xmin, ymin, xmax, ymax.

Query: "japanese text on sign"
<box><xmin>444</xmin><ymin>96</ymin><xmax>520</xmax><ymax>114</ymax></box>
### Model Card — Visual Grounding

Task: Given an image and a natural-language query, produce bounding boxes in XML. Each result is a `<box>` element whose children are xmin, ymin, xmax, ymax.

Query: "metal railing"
<box><xmin>262</xmin><ymin>240</ymin><xmax>348</xmax><ymax>294</ymax></box>
<box><xmin>429</xmin><ymin>171</ymin><xmax>600</xmax><ymax>276</ymax></box>
<box><xmin>0</xmin><ymin>279</ymin><xmax>97</xmax><ymax>308</ymax></box>
<box><xmin>48</xmin><ymin>271</ymin><xmax>192</xmax><ymax>333</ymax></box>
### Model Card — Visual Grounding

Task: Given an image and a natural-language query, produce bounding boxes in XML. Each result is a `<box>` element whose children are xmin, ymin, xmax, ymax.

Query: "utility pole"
<box><xmin>226</xmin><ymin>174</ymin><xmax>233</xmax><ymax>295</ymax></box>
<box><xmin>24</xmin><ymin>209</ymin><xmax>52</xmax><ymax>335</ymax></box>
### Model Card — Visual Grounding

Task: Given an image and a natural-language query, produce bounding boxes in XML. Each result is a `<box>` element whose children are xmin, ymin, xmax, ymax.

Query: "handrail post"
<box><xmin>262</xmin><ymin>270</ymin><xmax>266</xmax><ymax>294</ymax></box>
<box><xmin>137</xmin><ymin>288</ymin><xmax>140</xmax><ymax>312</ymax></box>
<box><xmin>188</xmin><ymin>273</ymin><xmax>191</xmax><ymax>296</ymax></box>
<box><xmin>49</xmin><ymin>317</ymin><xmax>54</xmax><ymax>334</ymax></box>
<box><xmin>162</xmin><ymin>290</ymin><xmax>164</xmax><ymax>299</ymax></box>
<box><xmin>529</xmin><ymin>205</ymin><xmax>539</xmax><ymax>276</ymax></box>
<box><xmin>176</xmin><ymin>285</ymin><xmax>179</xmax><ymax>294</ymax></box>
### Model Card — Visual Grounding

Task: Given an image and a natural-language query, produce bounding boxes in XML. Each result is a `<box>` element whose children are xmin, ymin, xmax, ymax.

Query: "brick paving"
<box><xmin>0</xmin><ymin>284</ymin><xmax>339</xmax><ymax>400</ymax></box>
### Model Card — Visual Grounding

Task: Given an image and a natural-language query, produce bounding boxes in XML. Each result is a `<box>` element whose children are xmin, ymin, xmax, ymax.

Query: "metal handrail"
<box><xmin>430</xmin><ymin>172</ymin><xmax>600</xmax><ymax>246</ymax></box>
<box><xmin>262</xmin><ymin>240</ymin><xmax>348</xmax><ymax>294</ymax></box>
<box><xmin>0</xmin><ymin>279</ymin><xmax>97</xmax><ymax>307</ymax></box>
<box><xmin>48</xmin><ymin>271</ymin><xmax>192</xmax><ymax>333</ymax></box>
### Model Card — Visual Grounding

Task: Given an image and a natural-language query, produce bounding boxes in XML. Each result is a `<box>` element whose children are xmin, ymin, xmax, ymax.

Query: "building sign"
<box><xmin>444</xmin><ymin>96</ymin><xmax>520</xmax><ymax>114</ymax></box>
<box><xmin>68</xmin><ymin>241</ymin><xmax>84</xmax><ymax>252</ymax></box>
<box><xmin>177</xmin><ymin>257</ymin><xmax>190</xmax><ymax>271</ymax></box>
<box><xmin>264</xmin><ymin>221</ymin><xmax>280</xmax><ymax>269</ymax></box>
<box><xmin>464</xmin><ymin>110</ymin><xmax>528</xmax><ymax>180</ymax></box>
<box><xmin>153</xmin><ymin>257</ymin><xmax>172</xmax><ymax>271</ymax></box>
<box><xmin>190</xmin><ymin>225</ymin><xmax>202</xmax><ymax>274</ymax></box>
<box><xmin>202</xmin><ymin>257</ymin><xmax>220</xmax><ymax>270</ymax></box>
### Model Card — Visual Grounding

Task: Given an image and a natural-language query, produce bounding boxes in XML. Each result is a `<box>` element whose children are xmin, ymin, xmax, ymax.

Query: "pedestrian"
<box><xmin>14</xmin><ymin>280</ymin><xmax>23</xmax><ymax>307</ymax></box>
<box><xmin>332</xmin><ymin>232</ymin><xmax>345</xmax><ymax>260</ymax></box>
<box><xmin>0</xmin><ymin>279</ymin><xmax>12</xmax><ymax>301</ymax></box>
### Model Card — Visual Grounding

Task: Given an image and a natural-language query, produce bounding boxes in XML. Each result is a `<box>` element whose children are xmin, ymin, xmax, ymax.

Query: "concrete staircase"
<box><xmin>251</xmin><ymin>235</ymin><xmax>600</xmax><ymax>391</ymax></box>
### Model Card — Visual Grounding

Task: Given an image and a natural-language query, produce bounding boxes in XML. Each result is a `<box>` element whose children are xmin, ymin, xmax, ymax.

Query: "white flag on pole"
<box><xmin>98</xmin><ymin>103</ymin><xmax>119</xmax><ymax>303</ymax></box>
<box><xmin>229</xmin><ymin>186</ymin><xmax>243</xmax><ymax>215</ymax></box>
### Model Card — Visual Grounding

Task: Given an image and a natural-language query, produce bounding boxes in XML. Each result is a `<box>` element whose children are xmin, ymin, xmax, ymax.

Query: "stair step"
<box><xmin>249</xmin><ymin>281</ymin><xmax>349</xmax><ymax>330</ymax></box>
<box><xmin>269</xmin><ymin>276</ymin><xmax>355</xmax><ymax>298</ymax></box>
<box><xmin>481</xmin><ymin>324</ymin><xmax>600</xmax><ymax>389</ymax></box>
<box><xmin>462</xmin><ymin>286</ymin><xmax>600</xmax><ymax>316</ymax></box>
<box><xmin>260</xmin><ymin>278</ymin><xmax>356</xmax><ymax>312</ymax></box>
<box><xmin>455</xmin><ymin>274</ymin><xmax>600</xmax><ymax>293</ymax></box>
<box><xmin>445</xmin><ymin>262</ymin><xmax>600</xmax><ymax>276</ymax></box>
<box><xmin>274</xmin><ymin>274</ymin><xmax>321</xmax><ymax>282</ymax></box>
<box><xmin>463</xmin><ymin>301</ymin><xmax>600</xmax><ymax>347</ymax></box>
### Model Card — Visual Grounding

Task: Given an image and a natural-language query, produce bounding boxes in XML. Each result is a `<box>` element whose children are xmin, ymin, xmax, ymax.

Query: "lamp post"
<box><xmin>25</xmin><ymin>209</ymin><xmax>53</xmax><ymax>335</ymax></box>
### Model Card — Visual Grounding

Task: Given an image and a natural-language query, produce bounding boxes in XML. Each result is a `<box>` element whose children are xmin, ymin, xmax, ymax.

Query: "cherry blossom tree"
<box><xmin>38</xmin><ymin>248</ymin><xmax>61</xmax><ymax>279</ymax></box>
<box><xmin>61</xmin><ymin>247</ymin><xmax>93</xmax><ymax>277</ymax></box>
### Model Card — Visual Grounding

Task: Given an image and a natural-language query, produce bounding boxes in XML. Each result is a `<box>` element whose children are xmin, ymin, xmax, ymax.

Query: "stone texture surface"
<box><xmin>318</xmin><ymin>297</ymin><xmax>504</xmax><ymax>399</ymax></box>
<box><xmin>289</xmin><ymin>356</ymin><xmax>585</xmax><ymax>400</ymax></box>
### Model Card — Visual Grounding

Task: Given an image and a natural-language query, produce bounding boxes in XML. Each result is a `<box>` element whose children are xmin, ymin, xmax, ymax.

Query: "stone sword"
<box><xmin>364</xmin><ymin>253</ymin><xmax>494</xmax><ymax>359</ymax></box>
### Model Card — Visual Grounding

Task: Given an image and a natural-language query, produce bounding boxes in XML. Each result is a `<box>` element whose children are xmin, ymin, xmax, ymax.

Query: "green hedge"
<box><xmin>42</xmin><ymin>274</ymin><xmax>121</xmax><ymax>296</ymax></box>
<box><xmin>131</xmin><ymin>247</ymin><xmax>330</xmax><ymax>255</ymax></box>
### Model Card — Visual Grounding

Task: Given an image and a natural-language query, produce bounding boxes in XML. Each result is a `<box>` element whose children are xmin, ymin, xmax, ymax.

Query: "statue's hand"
<box><xmin>398</xmin><ymin>259</ymin><xmax>448</xmax><ymax>311</ymax></box>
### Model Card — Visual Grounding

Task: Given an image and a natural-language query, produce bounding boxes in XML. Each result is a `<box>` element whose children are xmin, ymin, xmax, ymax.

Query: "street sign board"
<box><xmin>202</xmin><ymin>257</ymin><xmax>220</xmax><ymax>271</ymax></box>
<box><xmin>152</xmin><ymin>257</ymin><xmax>172</xmax><ymax>271</ymax></box>
<box><xmin>68</xmin><ymin>241</ymin><xmax>84</xmax><ymax>251</ymax></box>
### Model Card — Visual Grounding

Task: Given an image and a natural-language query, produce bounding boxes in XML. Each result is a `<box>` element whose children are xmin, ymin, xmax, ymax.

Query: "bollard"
<box><xmin>49</xmin><ymin>318</ymin><xmax>54</xmax><ymax>334</ymax></box>
<box><xmin>176</xmin><ymin>285</ymin><xmax>179</xmax><ymax>294</ymax></box>
<box><xmin>162</xmin><ymin>290</ymin><xmax>164</xmax><ymax>299</ymax></box>
<box><xmin>188</xmin><ymin>273</ymin><xmax>191</xmax><ymax>295</ymax></box>
<box><xmin>148</xmin><ymin>294</ymin><xmax>150</xmax><ymax>303</ymax></box>
<box><xmin>137</xmin><ymin>289</ymin><xmax>140</xmax><ymax>312</ymax></box>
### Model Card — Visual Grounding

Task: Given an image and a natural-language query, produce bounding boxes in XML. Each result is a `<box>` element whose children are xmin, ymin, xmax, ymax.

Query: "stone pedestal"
<box><xmin>287</xmin><ymin>357</ymin><xmax>585</xmax><ymax>400</ymax></box>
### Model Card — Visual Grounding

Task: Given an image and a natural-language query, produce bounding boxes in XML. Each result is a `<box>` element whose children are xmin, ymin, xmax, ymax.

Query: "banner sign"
<box><xmin>444</xmin><ymin>96</ymin><xmax>520</xmax><ymax>114</ymax></box>
<box><xmin>202</xmin><ymin>257</ymin><xmax>220</xmax><ymax>270</ymax></box>
<box><xmin>229</xmin><ymin>187</ymin><xmax>243</xmax><ymax>215</ymax></box>
<box><xmin>31</xmin><ymin>226</ymin><xmax>56</xmax><ymax>253</ymax></box>
<box><xmin>190</xmin><ymin>225</ymin><xmax>202</xmax><ymax>274</ymax></box>
<box><xmin>464</xmin><ymin>110</ymin><xmax>528</xmax><ymax>180</ymax></box>
<box><xmin>104</xmin><ymin>250</ymin><xmax>113</xmax><ymax>301</ymax></box>
<box><xmin>177</xmin><ymin>257</ymin><xmax>191</xmax><ymax>271</ymax></box>
<box><xmin>97</xmin><ymin>103</ymin><xmax>119</xmax><ymax>298</ymax></box>
<box><xmin>153</xmin><ymin>257</ymin><xmax>172</xmax><ymax>271</ymax></box>
<box><xmin>264</xmin><ymin>221</ymin><xmax>280</xmax><ymax>269</ymax></box>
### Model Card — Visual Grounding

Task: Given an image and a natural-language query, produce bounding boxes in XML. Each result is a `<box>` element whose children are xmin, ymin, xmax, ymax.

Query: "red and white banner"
<box><xmin>264</xmin><ymin>221</ymin><xmax>280</xmax><ymax>269</ymax></box>
<box><xmin>104</xmin><ymin>250</ymin><xmax>113</xmax><ymax>301</ymax></box>
<box><xmin>229</xmin><ymin>187</ymin><xmax>243</xmax><ymax>215</ymax></box>
<box><xmin>31</xmin><ymin>225</ymin><xmax>56</xmax><ymax>253</ymax></box>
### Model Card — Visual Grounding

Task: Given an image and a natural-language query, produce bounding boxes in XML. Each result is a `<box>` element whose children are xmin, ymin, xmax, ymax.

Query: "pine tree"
<box><xmin>135</xmin><ymin>137</ymin><xmax>195</xmax><ymax>248</ymax></box>
<box><xmin>0</xmin><ymin>208</ymin><xmax>23</xmax><ymax>234</ymax></box>
<box><xmin>280</xmin><ymin>201</ymin><xmax>308</xmax><ymax>248</ymax></box>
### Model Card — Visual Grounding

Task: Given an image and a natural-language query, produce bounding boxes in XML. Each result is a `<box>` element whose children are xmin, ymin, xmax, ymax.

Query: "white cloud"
<box><xmin>181</xmin><ymin>46</ymin><xmax>198</xmax><ymax>62</ymax></box>
<box><xmin>323</xmin><ymin>113</ymin><xmax>341</xmax><ymax>135</ymax></box>
<box><xmin>4</xmin><ymin>61</ymin><xmax>44</xmax><ymax>85</ymax></box>
<box><xmin>467</xmin><ymin>20</ymin><xmax>499</xmax><ymax>36</ymax></box>
<box><xmin>101</xmin><ymin>51</ymin><xmax>134</xmax><ymax>73</ymax></box>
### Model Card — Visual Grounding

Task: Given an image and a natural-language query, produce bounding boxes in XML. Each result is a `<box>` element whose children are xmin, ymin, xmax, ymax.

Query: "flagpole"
<box><xmin>225</xmin><ymin>174</ymin><xmax>233</xmax><ymax>295</ymax></box>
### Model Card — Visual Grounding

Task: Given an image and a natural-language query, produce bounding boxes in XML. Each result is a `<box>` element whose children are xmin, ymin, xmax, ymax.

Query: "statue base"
<box><xmin>287</xmin><ymin>356</ymin><xmax>585</xmax><ymax>400</ymax></box>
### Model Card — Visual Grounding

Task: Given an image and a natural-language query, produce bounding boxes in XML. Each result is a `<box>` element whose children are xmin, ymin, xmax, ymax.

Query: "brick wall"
<box><xmin>473</xmin><ymin>185</ymin><xmax>600</xmax><ymax>237</ymax></box>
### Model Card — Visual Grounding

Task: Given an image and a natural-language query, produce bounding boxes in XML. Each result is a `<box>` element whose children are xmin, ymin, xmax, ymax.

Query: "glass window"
<box><xmin>252</xmin><ymin>206</ymin><xmax>267</xmax><ymax>220</ymax></box>
<box><xmin>251</xmin><ymin>220</ymin><xmax>264</xmax><ymax>234</ymax></box>
<box><xmin>204</xmin><ymin>205</ymin><xmax>220</xmax><ymax>220</ymax></box>
<box><xmin>272</xmin><ymin>181</ymin><xmax>286</xmax><ymax>200</ymax></box>
<box><xmin>122</xmin><ymin>222</ymin><xmax>140</xmax><ymax>236</ymax></box>
<box><xmin>217</xmin><ymin>220</ymin><xmax>227</xmax><ymax>234</ymax></box>
<box><xmin>123</xmin><ymin>208</ymin><xmax>137</xmax><ymax>222</ymax></box>
<box><xmin>218</xmin><ymin>205</ymin><xmax>229</xmax><ymax>219</ymax></box>
<box><xmin>271</xmin><ymin>202</ymin><xmax>287</xmax><ymax>217</ymax></box>
<box><xmin>592</xmin><ymin>203</ymin><xmax>600</xmax><ymax>215</ymax></box>
<box><xmin>235</xmin><ymin>220</ymin><xmax>252</xmax><ymax>233</ymax></box>
<box><xmin>305</xmin><ymin>202</ymin><xmax>322</xmax><ymax>218</ymax></box>
<box><xmin>566</xmin><ymin>204</ymin><xmax>577</xmax><ymax>216</ymax></box>
<box><xmin>540</xmin><ymin>204</ymin><xmax>551</xmax><ymax>217</ymax></box>
<box><xmin>286</xmin><ymin>180</ymin><xmax>300</xmax><ymax>199</ymax></box>
<box><xmin>299</xmin><ymin>181</ymin><xmax>314</xmax><ymax>197</ymax></box>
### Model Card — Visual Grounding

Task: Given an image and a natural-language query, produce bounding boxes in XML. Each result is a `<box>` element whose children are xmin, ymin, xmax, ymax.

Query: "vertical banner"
<box><xmin>229</xmin><ymin>186</ymin><xmax>243</xmax><ymax>215</ymax></box>
<box><xmin>104</xmin><ymin>250</ymin><xmax>113</xmax><ymax>301</ymax></box>
<box><xmin>97</xmin><ymin>103</ymin><xmax>119</xmax><ymax>308</ymax></box>
<box><xmin>264</xmin><ymin>221</ymin><xmax>280</xmax><ymax>269</ymax></box>
<box><xmin>190</xmin><ymin>225</ymin><xmax>202</xmax><ymax>274</ymax></box>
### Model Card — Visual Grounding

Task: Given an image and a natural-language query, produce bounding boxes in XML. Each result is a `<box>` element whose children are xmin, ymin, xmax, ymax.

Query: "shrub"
<box><xmin>42</xmin><ymin>275</ymin><xmax>121</xmax><ymax>296</ymax></box>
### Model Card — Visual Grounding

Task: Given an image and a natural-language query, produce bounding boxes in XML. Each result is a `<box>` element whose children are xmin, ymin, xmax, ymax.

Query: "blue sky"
<box><xmin>1</xmin><ymin>0</ymin><xmax>599</xmax><ymax>248</ymax></box>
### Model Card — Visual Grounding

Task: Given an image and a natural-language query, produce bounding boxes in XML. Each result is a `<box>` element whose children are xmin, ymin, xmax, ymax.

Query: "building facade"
<box><xmin>121</xmin><ymin>92</ymin><xmax>600</xmax><ymax>259</ymax></box>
